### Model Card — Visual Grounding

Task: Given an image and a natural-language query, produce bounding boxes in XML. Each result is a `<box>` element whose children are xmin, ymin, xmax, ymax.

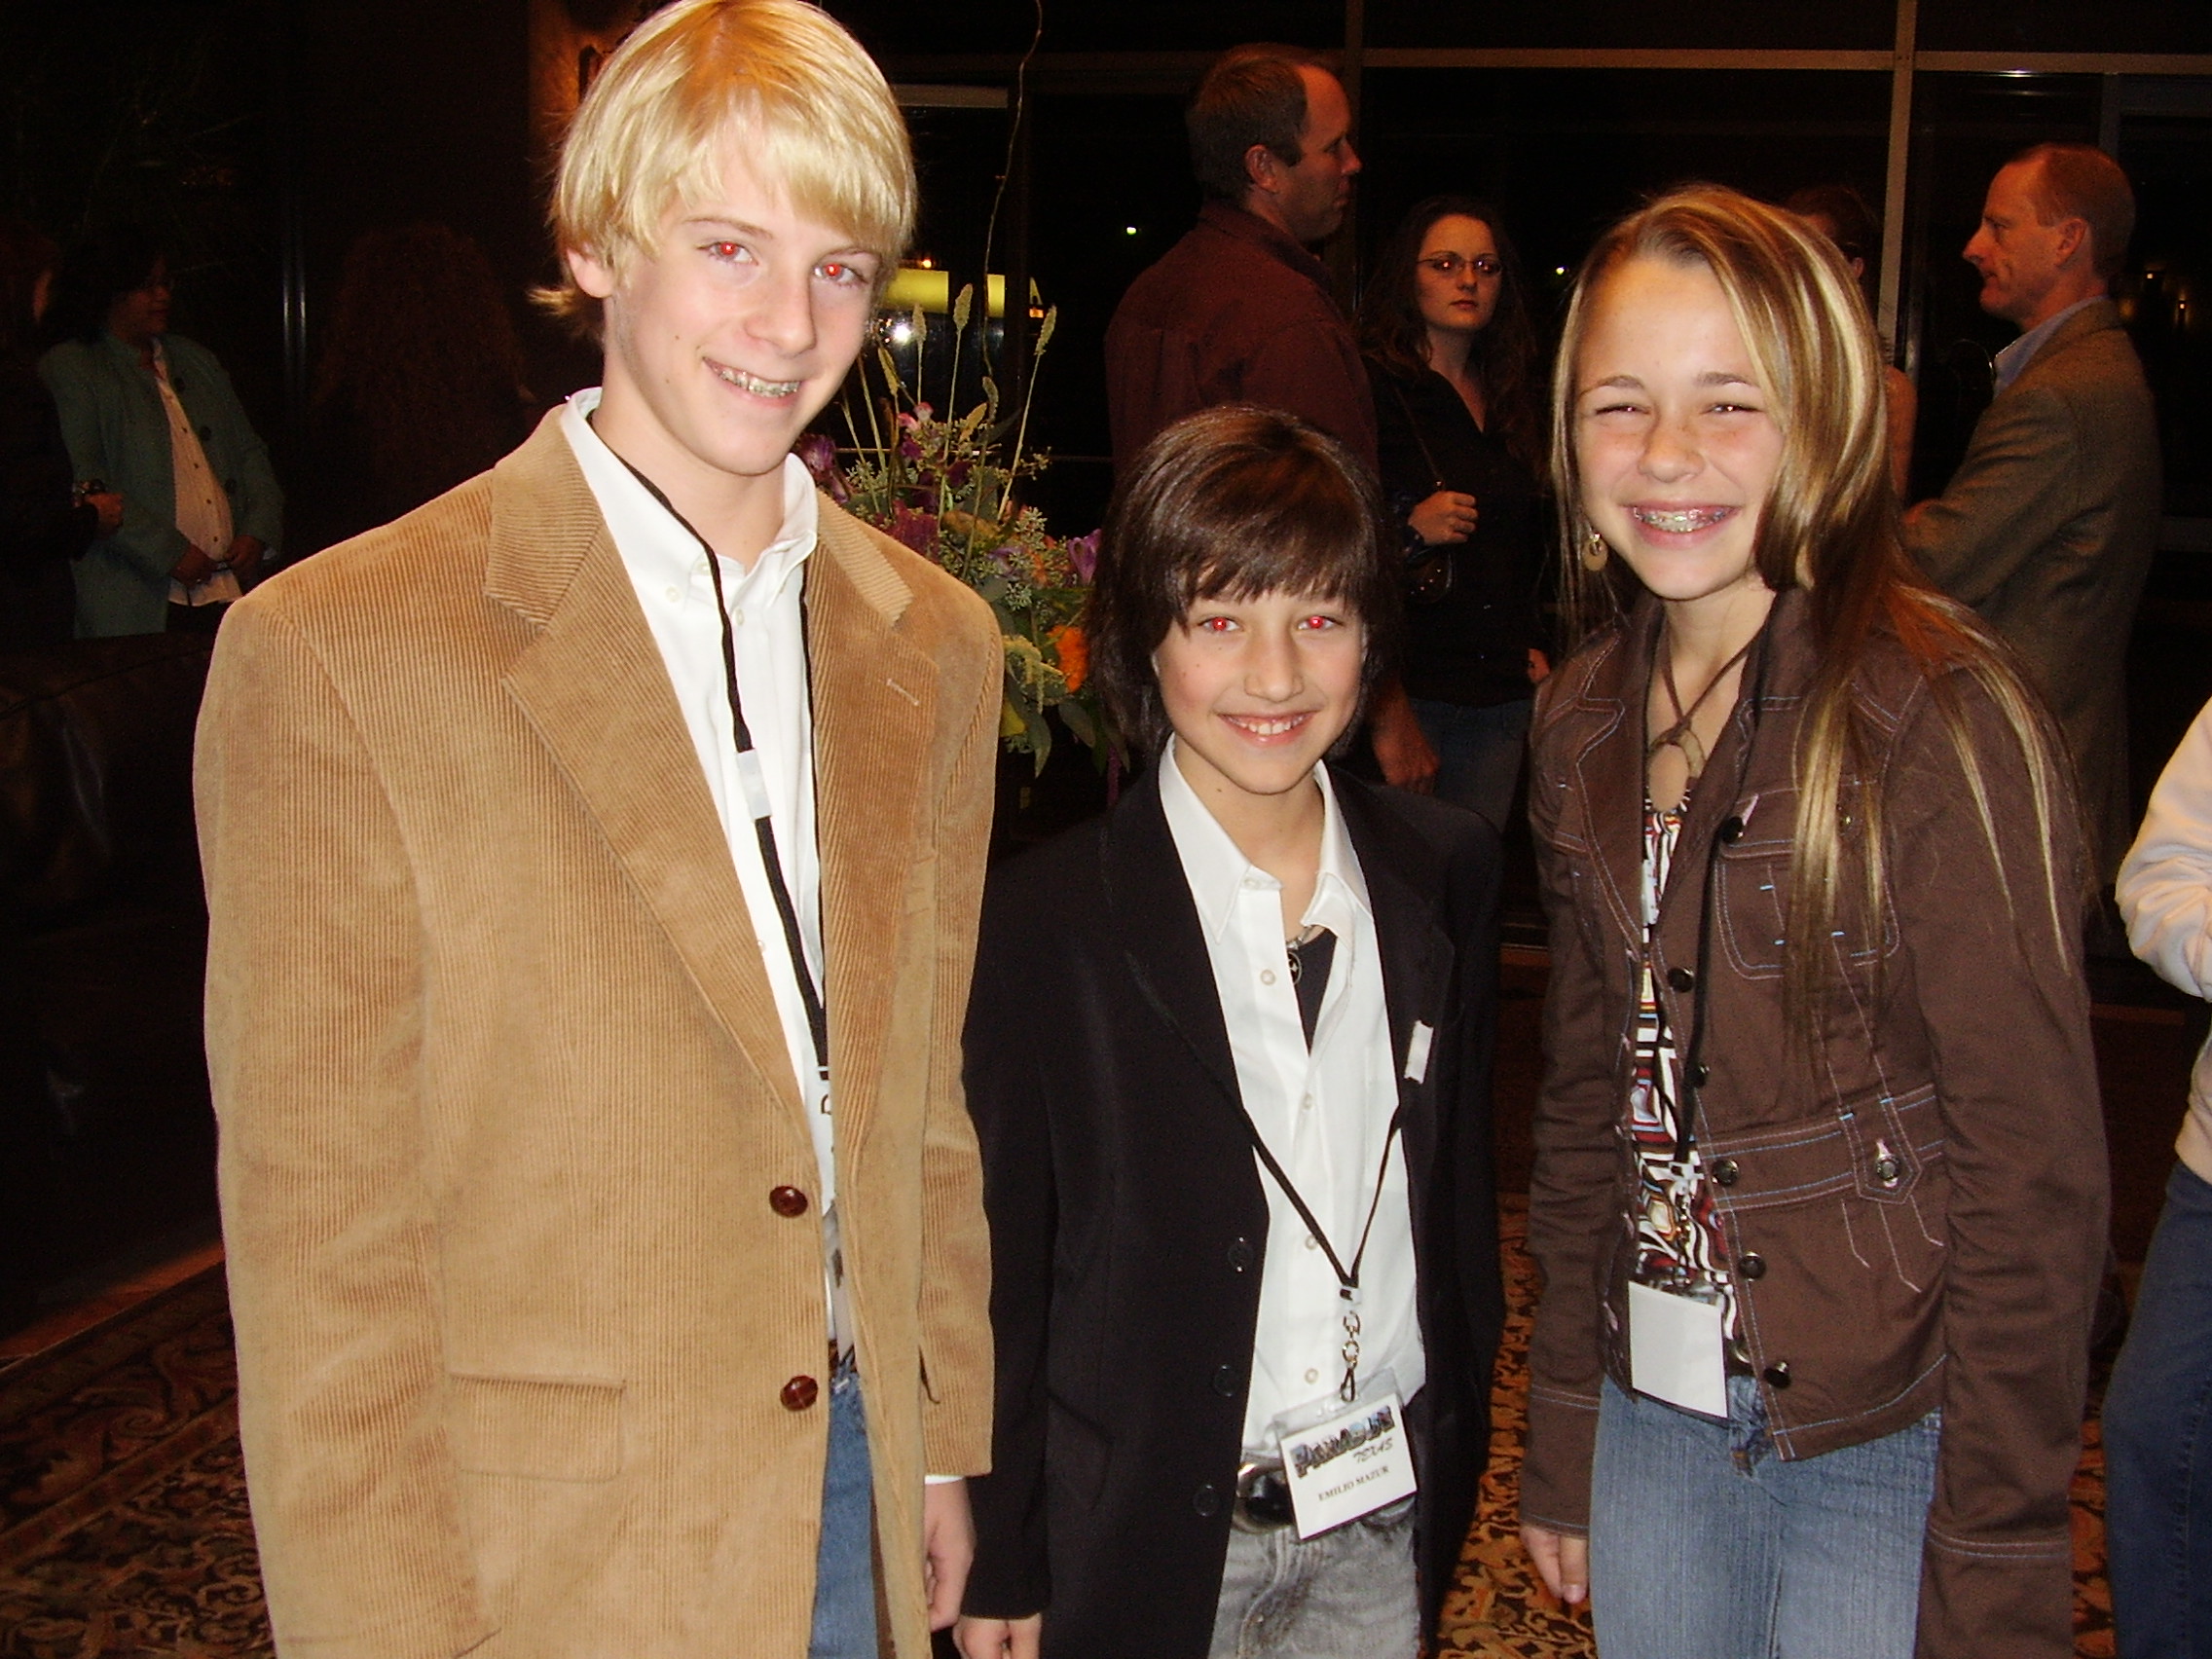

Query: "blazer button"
<box><xmin>1227</xmin><ymin>1237</ymin><xmax>1256</xmax><ymax>1272</ymax></box>
<box><xmin>781</xmin><ymin>1375</ymin><xmax>820</xmax><ymax>1411</ymax></box>
<box><xmin>1211</xmin><ymin>1364</ymin><xmax>1240</xmax><ymax>1398</ymax></box>
<box><xmin>1710</xmin><ymin>1158</ymin><xmax>1739</xmax><ymax>1187</ymax></box>
<box><xmin>1718</xmin><ymin>815</ymin><xmax>1745</xmax><ymax>843</ymax></box>
<box><xmin>769</xmin><ymin>1185</ymin><xmax>810</xmax><ymax>1217</ymax></box>
<box><xmin>1737</xmin><ymin>1252</ymin><xmax>1767</xmax><ymax>1280</ymax></box>
<box><xmin>1762</xmin><ymin>1361</ymin><xmax>1791</xmax><ymax>1389</ymax></box>
<box><xmin>1667</xmin><ymin>967</ymin><xmax>1697</xmax><ymax>993</ymax></box>
<box><xmin>1193</xmin><ymin>1484</ymin><xmax>1223</xmax><ymax>1518</ymax></box>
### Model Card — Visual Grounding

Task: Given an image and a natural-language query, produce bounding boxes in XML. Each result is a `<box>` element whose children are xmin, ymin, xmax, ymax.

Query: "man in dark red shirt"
<box><xmin>1105</xmin><ymin>45</ymin><xmax>1377</xmax><ymax>473</ymax></box>
<box><xmin>1106</xmin><ymin>47</ymin><xmax>1445</xmax><ymax>789</ymax></box>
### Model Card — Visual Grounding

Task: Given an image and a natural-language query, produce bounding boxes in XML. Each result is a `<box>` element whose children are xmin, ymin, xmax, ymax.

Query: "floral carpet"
<box><xmin>0</xmin><ymin>1207</ymin><xmax>2116</xmax><ymax>1657</ymax></box>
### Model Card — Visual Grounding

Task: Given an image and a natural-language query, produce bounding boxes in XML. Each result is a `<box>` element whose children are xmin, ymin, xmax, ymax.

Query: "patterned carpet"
<box><xmin>0</xmin><ymin>1208</ymin><xmax>2115</xmax><ymax>1657</ymax></box>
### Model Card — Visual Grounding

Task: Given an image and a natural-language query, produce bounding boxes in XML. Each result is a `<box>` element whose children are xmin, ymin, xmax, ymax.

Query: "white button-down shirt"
<box><xmin>562</xmin><ymin>390</ymin><xmax>835</xmax><ymax>1213</ymax></box>
<box><xmin>1158</xmin><ymin>746</ymin><xmax>1422</xmax><ymax>1449</ymax></box>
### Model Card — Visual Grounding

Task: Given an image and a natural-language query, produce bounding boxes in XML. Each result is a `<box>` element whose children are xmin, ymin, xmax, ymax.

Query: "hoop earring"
<box><xmin>1579</xmin><ymin>530</ymin><xmax>1610</xmax><ymax>573</ymax></box>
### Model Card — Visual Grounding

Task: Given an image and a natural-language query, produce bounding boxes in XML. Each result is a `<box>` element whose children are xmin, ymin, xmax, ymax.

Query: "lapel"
<box><xmin>488</xmin><ymin>415</ymin><xmax>803</xmax><ymax>1128</ymax></box>
<box><xmin>1101</xmin><ymin>766</ymin><xmax>1244</xmax><ymax>1116</ymax></box>
<box><xmin>806</xmin><ymin>504</ymin><xmax>943</xmax><ymax>1160</ymax></box>
<box><xmin>1332</xmin><ymin>775</ymin><xmax>1456</xmax><ymax>1198</ymax></box>
<box><xmin>2009</xmin><ymin>297</ymin><xmax>2121</xmax><ymax>397</ymax></box>
<box><xmin>1565</xmin><ymin>611</ymin><xmax>1656</xmax><ymax>956</ymax></box>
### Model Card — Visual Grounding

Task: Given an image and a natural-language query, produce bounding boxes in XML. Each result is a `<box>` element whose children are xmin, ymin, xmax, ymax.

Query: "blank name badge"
<box><xmin>1274</xmin><ymin>1375</ymin><xmax>1419</xmax><ymax>1539</ymax></box>
<box><xmin>1627</xmin><ymin>1280</ymin><xmax>1728</xmax><ymax>1419</ymax></box>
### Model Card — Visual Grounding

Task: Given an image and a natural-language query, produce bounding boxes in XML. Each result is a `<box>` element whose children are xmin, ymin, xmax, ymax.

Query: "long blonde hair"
<box><xmin>1550</xmin><ymin>185</ymin><xmax>2080</xmax><ymax>1037</ymax></box>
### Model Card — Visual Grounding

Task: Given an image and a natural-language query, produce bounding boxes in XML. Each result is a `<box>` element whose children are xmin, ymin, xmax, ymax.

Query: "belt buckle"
<box><xmin>1232</xmin><ymin>1457</ymin><xmax>1295</xmax><ymax>1533</ymax></box>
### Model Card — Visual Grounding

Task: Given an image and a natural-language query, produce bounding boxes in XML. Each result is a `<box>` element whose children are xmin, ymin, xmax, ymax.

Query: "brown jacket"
<box><xmin>1522</xmin><ymin>590</ymin><xmax>2106</xmax><ymax>1658</ymax></box>
<box><xmin>1103</xmin><ymin>200</ymin><xmax>1378</xmax><ymax>472</ymax></box>
<box><xmin>197</xmin><ymin>413</ymin><xmax>1001</xmax><ymax>1659</ymax></box>
<box><xmin>1903</xmin><ymin>298</ymin><xmax>2159</xmax><ymax>879</ymax></box>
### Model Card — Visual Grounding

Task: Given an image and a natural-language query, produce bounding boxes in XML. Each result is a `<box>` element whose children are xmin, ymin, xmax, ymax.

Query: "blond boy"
<box><xmin>197</xmin><ymin>5</ymin><xmax>998</xmax><ymax>1654</ymax></box>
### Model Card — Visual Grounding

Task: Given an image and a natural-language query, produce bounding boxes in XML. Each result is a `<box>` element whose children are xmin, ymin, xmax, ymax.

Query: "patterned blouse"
<box><xmin>1629</xmin><ymin>798</ymin><xmax>1737</xmax><ymax>1340</ymax></box>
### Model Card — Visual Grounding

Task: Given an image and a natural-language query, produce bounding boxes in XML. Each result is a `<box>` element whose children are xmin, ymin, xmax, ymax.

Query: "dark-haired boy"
<box><xmin>955</xmin><ymin>405</ymin><xmax>1503</xmax><ymax>1659</ymax></box>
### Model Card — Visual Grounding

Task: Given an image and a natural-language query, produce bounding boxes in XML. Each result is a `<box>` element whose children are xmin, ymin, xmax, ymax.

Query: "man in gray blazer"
<box><xmin>1904</xmin><ymin>142</ymin><xmax>2158</xmax><ymax>882</ymax></box>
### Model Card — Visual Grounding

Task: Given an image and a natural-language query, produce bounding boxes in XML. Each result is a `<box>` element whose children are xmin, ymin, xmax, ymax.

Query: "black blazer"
<box><xmin>960</xmin><ymin>763</ymin><xmax>1504</xmax><ymax>1657</ymax></box>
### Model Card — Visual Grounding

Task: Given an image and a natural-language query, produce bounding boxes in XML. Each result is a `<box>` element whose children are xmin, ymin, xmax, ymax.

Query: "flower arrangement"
<box><xmin>798</xmin><ymin>282</ymin><xmax>1109</xmax><ymax>772</ymax></box>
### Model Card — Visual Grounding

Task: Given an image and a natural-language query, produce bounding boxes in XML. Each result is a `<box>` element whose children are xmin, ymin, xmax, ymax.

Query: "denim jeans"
<box><xmin>808</xmin><ymin>1360</ymin><xmax>877</xmax><ymax>1659</ymax></box>
<box><xmin>1408</xmin><ymin>697</ymin><xmax>1531</xmax><ymax>832</ymax></box>
<box><xmin>1589</xmin><ymin>1374</ymin><xmax>1938</xmax><ymax>1658</ymax></box>
<box><xmin>1206</xmin><ymin>1495</ymin><xmax>1419</xmax><ymax>1659</ymax></box>
<box><xmin>2106</xmin><ymin>1161</ymin><xmax>2212</xmax><ymax>1659</ymax></box>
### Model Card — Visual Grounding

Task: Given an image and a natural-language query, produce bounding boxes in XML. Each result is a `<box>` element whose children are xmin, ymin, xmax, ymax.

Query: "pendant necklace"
<box><xmin>1646</xmin><ymin>634</ymin><xmax>1756</xmax><ymax>791</ymax></box>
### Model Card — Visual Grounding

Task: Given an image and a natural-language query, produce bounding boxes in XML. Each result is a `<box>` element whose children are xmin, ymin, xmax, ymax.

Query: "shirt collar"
<box><xmin>1993</xmin><ymin>295</ymin><xmax>2100</xmax><ymax>393</ymax></box>
<box><xmin>1157</xmin><ymin>740</ymin><xmax>1371</xmax><ymax>945</ymax></box>
<box><xmin>1197</xmin><ymin>199</ymin><xmax>1337</xmax><ymax>294</ymax></box>
<box><xmin>559</xmin><ymin>387</ymin><xmax>818</xmax><ymax>602</ymax></box>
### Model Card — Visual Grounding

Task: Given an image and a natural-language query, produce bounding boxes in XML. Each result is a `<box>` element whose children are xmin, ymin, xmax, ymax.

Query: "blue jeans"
<box><xmin>1408</xmin><ymin>697</ymin><xmax>1531</xmax><ymax>832</ymax></box>
<box><xmin>1590</xmin><ymin>1374</ymin><xmax>1938</xmax><ymax>1658</ymax></box>
<box><xmin>2106</xmin><ymin>1161</ymin><xmax>2212</xmax><ymax>1659</ymax></box>
<box><xmin>808</xmin><ymin>1360</ymin><xmax>877</xmax><ymax>1659</ymax></box>
<box><xmin>1207</xmin><ymin>1495</ymin><xmax>1419</xmax><ymax>1658</ymax></box>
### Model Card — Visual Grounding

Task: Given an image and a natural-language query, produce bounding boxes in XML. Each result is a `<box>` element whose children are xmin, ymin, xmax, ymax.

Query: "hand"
<box><xmin>1527</xmin><ymin>647</ymin><xmax>1551</xmax><ymax>685</ymax></box>
<box><xmin>87</xmin><ymin>492</ymin><xmax>124</xmax><ymax>536</ymax></box>
<box><xmin>955</xmin><ymin>1613</ymin><xmax>1043</xmax><ymax>1658</ymax></box>
<box><xmin>1368</xmin><ymin>684</ymin><xmax>1439</xmax><ymax>794</ymax></box>
<box><xmin>1521</xmin><ymin>1522</ymin><xmax>1589</xmax><ymax>1606</ymax></box>
<box><xmin>923</xmin><ymin>1478</ymin><xmax>976</xmax><ymax>1632</ymax></box>
<box><xmin>225</xmin><ymin>535</ymin><xmax>267</xmax><ymax>584</ymax></box>
<box><xmin>1409</xmin><ymin>490</ymin><xmax>1478</xmax><ymax>546</ymax></box>
<box><xmin>171</xmin><ymin>543</ymin><xmax>218</xmax><ymax>586</ymax></box>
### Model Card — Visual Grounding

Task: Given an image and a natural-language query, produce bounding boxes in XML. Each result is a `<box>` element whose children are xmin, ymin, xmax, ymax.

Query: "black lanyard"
<box><xmin>1235</xmin><ymin>1096</ymin><xmax>1405</xmax><ymax>1403</ymax></box>
<box><xmin>1671</xmin><ymin>616</ymin><xmax>1773</xmax><ymax>1160</ymax></box>
<box><xmin>609</xmin><ymin>452</ymin><xmax>829</xmax><ymax>1088</ymax></box>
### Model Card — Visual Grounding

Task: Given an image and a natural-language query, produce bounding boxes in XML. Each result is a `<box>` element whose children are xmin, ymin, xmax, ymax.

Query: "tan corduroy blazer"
<box><xmin>197</xmin><ymin>413</ymin><xmax>1000</xmax><ymax>1659</ymax></box>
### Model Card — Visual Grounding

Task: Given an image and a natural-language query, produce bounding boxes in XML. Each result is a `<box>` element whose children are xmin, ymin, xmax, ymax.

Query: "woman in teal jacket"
<box><xmin>39</xmin><ymin>229</ymin><xmax>281</xmax><ymax>637</ymax></box>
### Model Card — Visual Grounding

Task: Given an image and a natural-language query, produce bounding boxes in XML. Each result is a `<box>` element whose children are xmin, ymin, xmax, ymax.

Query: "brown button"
<box><xmin>781</xmin><ymin>1375</ymin><xmax>820</xmax><ymax>1411</ymax></box>
<box><xmin>1738</xmin><ymin>1252</ymin><xmax>1767</xmax><ymax>1280</ymax></box>
<box><xmin>769</xmin><ymin>1185</ymin><xmax>810</xmax><ymax>1217</ymax></box>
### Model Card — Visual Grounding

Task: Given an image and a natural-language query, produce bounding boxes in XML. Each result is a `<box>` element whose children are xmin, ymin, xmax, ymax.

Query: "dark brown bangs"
<box><xmin>1088</xmin><ymin>404</ymin><xmax>1397</xmax><ymax>757</ymax></box>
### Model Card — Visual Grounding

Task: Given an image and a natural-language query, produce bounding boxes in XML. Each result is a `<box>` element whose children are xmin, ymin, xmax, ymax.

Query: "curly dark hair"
<box><xmin>1088</xmin><ymin>404</ymin><xmax>1398</xmax><ymax>758</ymax></box>
<box><xmin>1359</xmin><ymin>195</ymin><xmax>1543</xmax><ymax>472</ymax></box>
<box><xmin>313</xmin><ymin>223</ymin><xmax>531</xmax><ymax>514</ymax></box>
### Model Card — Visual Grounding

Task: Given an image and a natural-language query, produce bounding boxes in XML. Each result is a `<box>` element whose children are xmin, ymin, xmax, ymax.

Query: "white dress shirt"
<box><xmin>1158</xmin><ymin>746</ymin><xmax>1422</xmax><ymax>1450</ymax></box>
<box><xmin>561</xmin><ymin>390</ymin><xmax>835</xmax><ymax>1213</ymax></box>
<box><xmin>153</xmin><ymin>340</ymin><xmax>241</xmax><ymax>608</ymax></box>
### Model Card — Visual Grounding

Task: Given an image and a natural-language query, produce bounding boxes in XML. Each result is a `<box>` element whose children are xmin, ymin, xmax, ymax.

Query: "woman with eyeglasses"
<box><xmin>1359</xmin><ymin>196</ymin><xmax>1548</xmax><ymax>831</ymax></box>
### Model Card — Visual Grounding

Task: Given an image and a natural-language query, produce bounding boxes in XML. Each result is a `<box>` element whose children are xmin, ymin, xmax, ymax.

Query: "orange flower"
<box><xmin>1049</xmin><ymin>623</ymin><xmax>1088</xmax><ymax>692</ymax></box>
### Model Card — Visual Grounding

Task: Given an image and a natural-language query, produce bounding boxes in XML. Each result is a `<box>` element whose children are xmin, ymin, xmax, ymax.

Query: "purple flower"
<box><xmin>1067</xmin><ymin>530</ymin><xmax>1102</xmax><ymax>584</ymax></box>
<box><xmin>889</xmin><ymin>504</ymin><xmax>940</xmax><ymax>556</ymax></box>
<box><xmin>793</xmin><ymin>433</ymin><xmax>848</xmax><ymax>502</ymax></box>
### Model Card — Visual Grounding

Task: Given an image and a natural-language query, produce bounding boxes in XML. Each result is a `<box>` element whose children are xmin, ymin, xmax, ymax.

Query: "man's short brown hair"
<box><xmin>1185</xmin><ymin>44</ymin><xmax>1327</xmax><ymax>203</ymax></box>
<box><xmin>2014</xmin><ymin>142</ymin><xmax>2136</xmax><ymax>283</ymax></box>
<box><xmin>1088</xmin><ymin>404</ymin><xmax>1396</xmax><ymax>758</ymax></box>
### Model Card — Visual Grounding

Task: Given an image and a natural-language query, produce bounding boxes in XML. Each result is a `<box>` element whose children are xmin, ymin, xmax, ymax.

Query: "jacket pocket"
<box><xmin>448</xmin><ymin>1373</ymin><xmax>624</xmax><ymax>1482</ymax></box>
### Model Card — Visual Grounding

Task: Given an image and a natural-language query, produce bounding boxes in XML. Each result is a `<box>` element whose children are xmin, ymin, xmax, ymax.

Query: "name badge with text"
<box><xmin>1273</xmin><ymin>1372</ymin><xmax>1418</xmax><ymax>1538</ymax></box>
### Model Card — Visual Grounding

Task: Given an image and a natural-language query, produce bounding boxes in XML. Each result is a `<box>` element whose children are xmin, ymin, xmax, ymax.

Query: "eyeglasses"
<box><xmin>1418</xmin><ymin>253</ymin><xmax>1501</xmax><ymax>279</ymax></box>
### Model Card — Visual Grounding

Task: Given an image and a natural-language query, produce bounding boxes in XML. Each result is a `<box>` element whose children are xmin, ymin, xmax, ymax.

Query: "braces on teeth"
<box><xmin>1634</xmin><ymin>507</ymin><xmax>1727</xmax><ymax>533</ymax></box>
